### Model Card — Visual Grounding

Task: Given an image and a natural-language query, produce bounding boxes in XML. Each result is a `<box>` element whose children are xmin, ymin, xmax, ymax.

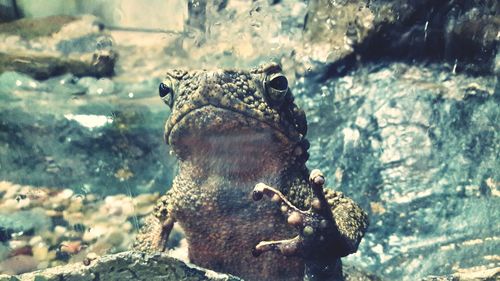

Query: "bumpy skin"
<box><xmin>134</xmin><ymin>63</ymin><xmax>368</xmax><ymax>281</ymax></box>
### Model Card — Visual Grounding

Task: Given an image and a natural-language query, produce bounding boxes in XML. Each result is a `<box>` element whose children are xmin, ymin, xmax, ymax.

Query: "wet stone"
<box><xmin>297</xmin><ymin>62</ymin><xmax>498</xmax><ymax>279</ymax></box>
<box><xmin>0</xmin><ymin>255</ymin><xmax>38</xmax><ymax>275</ymax></box>
<box><xmin>0</xmin><ymin>210</ymin><xmax>51</xmax><ymax>242</ymax></box>
<box><xmin>0</xmin><ymin>75</ymin><xmax>175</xmax><ymax>195</ymax></box>
<box><xmin>0</xmin><ymin>15</ymin><xmax>117</xmax><ymax>79</ymax></box>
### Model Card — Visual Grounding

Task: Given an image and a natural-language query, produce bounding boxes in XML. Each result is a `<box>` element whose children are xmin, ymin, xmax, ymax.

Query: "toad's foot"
<box><xmin>252</xmin><ymin>169</ymin><xmax>345</xmax><ymax>280</ymax></box>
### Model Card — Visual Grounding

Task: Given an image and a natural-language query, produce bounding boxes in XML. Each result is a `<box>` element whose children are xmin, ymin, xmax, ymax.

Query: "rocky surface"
<box><xmin>0</xmin><ymin>15</ymin><xmax>116</xmax><ymax>79</ymax></box>
<box><xmin>0</xmin><ymin>251</ymin><xmax>241</xmax><ymax>281</ymax></box>
<box><xmin>0</xmin><ymin>0</ymin><xmax>19</xmax><ymax>22</ymax></box>
<box><xmin>305</xmin><ymin>0</ymin><xmax>499</xmax><ymax>77</ymax></box>
<box><xmin>423</xmin><ymin>268</ymin><xmax>500</xmax><ymax>281</ymax></box>
<box><xmin>295</xmin><ymin>62</ymin><xmax>499</xmax><ymax>279</ymax></box>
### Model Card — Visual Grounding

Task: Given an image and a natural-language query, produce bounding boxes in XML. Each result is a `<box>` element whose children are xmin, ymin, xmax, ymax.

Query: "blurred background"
<box><xmin>0</xmin><ymin>0</ymin><xmax>498</xmax><ymax>280</ymax></box>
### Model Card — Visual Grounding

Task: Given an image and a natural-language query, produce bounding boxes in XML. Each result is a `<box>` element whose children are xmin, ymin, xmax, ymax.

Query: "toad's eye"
<box><xmin>159</xmin><ymin>82</ymin><xmax>174</xmax><ymax>108</ymax></box>
<box><xmin>264</xmin><ymin>73</ymin><xmax>288</xmax><ymax>104</ymax></box>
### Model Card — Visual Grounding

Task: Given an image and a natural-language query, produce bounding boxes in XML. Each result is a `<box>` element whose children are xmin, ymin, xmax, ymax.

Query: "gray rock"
<box><xmin>422</xmin><ymin>266</ymin><xmax>500</xmax><ymax>281</ymax></box>
<box><xmin>296</xmin><ymin>62</ymin><xmax>499</xmax><ymax>279</ymax></box>
<box><xmin>0</xmin><ymin>209</ymin><xmax>51</xmax><ymax>242</ymax></box>
<box><xmin>0</xmin><ymin>0</ymin><xmax>19</xmax><ymax>22</ymax></box>
<box><xmin>0</xmin><ymin>251</ymin><xmax>241</xmax><ymax>281</ymax></box>
<box><xmin>343</xmin><ymin>265</ymin><xmax>381</xmax><ymax>281</ymax></box>
<box><xmin>0</xmin><ymin>15</ymin><xmax>116</xmax><ymax>79</ymax></box>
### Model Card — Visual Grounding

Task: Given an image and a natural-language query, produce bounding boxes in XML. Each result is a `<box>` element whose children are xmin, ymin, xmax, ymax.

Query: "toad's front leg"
<box><xmin>252</xmin><ymin>169</ymin><xmax>368</xmax><ymax>281</ymax></box>
<box><xmin>133</xmin><ymin>193</ymin><xmax>176</xmax><ymax>253</ymax></box>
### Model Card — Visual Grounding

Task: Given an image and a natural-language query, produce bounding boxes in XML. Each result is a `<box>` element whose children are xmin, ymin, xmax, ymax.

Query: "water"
<box><xmin>0</xmin><ymin>0</ymin><xmax>498</xmax><ymax>280</ymax></box>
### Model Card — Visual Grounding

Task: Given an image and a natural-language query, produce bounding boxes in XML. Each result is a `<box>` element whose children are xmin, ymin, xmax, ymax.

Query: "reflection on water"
<box><xmin>0</xmin><ymin>0</ymin><xmax>498</xmax><ymax>280</ymax></box>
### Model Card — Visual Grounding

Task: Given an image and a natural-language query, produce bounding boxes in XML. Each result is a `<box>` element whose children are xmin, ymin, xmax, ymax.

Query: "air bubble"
<box><xmin>95</xmin><ymin>36</ymin><xmax>113</xmax><ymax>52</ymax></box>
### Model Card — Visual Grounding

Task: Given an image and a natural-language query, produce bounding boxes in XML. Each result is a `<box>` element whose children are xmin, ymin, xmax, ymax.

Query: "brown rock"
<box><xmin>0</xmin><ymin>255</ymin><xmax>38</xmax><ymax>275</ymax></box>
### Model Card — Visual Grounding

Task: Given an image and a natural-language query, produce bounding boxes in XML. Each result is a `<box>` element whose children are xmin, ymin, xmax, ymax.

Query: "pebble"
<box><xmin>82</xmin><ymin>224</ymin><xmax>107</xmax><ymax>242</ymax></box>
<box><xmin>1</xmin><ymin>182</ymin><xmax>21</xmax><ymax>199</ymax></box>
<box><xmin>32</xmin><ymin>243</ymin><xmax>49</xmax><ymax>262</ymax></box>
<box><xmin>0</xmin><ymin>198</ymin><xmax>21</xmax><ymax>212</ymax></box>
<box><xmin>59</xmin><ymin>241</ymin><xmax>83</xmax><ymax>255</ymax></box>
<box><xmin>106</xmin><ymin>231</ymin><xmax>125</xmax><ymax>247</ymax></box>
<box><xmin>37</xmin><ymin>261</ymin><xmax>50</xmax><ymax>270</ymax></box>
<box><xmin>66</xmin><ymin>199</ymin><xmax>83</xmax><ymax>213</ymax></box>
<box><xmin>8</xmin><ymin>245</ymin><xmax>32</xmax><ymax>257</ymax></box>
<box><xmin>133</xmin><ymin>193</ymin><xmax>158</xmax><ymax>215</ymax></box>
<box><xmin>9</xmin><ymin>240</ymin><xmax>29</xmax><ymax>250</ymax></box>
<box><xmin>63</xmin><ymin>208</ymin><xmax>85</xmax><ymax>223</ymax></box>
<box><xmin>54</xmin><ymin>225</ymin><xmax>68</xmax><ymax>236</ymax></box>
<box><xmin>101</xmin><ymin>195</ymin><xmax>135</xmax><ymax>217</ymax></box>
<box><xmin>54</xmin><ymin>189</ymin><xmax>74</xmax><ymax>203</ymax></box>
<box><xmin>29</xmin><ymin>236</ymin><xmax>43</xmax><ymax>246</ymax></box>
<box><xmin>0</xmin><ymin>181</ymin><xmax>161</xmax><ymax>275</ymax></box>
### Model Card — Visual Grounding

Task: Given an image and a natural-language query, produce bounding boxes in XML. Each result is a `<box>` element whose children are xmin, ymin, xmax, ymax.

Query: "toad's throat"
<box><xmin>169</xmin><ymin>107</ymin><xmax>294</xmax><ymax>179</ymax></box>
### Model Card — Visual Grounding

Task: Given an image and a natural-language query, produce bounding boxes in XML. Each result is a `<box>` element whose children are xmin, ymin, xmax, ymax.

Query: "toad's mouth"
<box><xmin>166</xmin><ymin>105</ymin><xmax>293</xmax><ymax>147</ymax></box>
<box><xmin>167</xmin><ymin>106</ymin><xmax>295</xmax><ymax>175</ymax></box>
<box><xmin>165</xmin><ymin>105</ymin><xmax>290</xmax><ymax>143</ymax></box>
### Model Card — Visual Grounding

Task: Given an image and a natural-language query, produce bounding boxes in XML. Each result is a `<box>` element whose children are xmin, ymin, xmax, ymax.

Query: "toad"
<box><xmin>134</xmin><ymin>63</ymin><xmax>368</xmax><ymax>281</ymax></box>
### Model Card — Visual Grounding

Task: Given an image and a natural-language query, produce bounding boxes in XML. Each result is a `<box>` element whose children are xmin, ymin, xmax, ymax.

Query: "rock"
<box><xmin>303</xmin><ymin>0</ymin><xmax>381</xmax><ymax>64</ymax></box>
<box><xmin>297</xmin><ymin>62</ymin><xmax>498</xmax><ymax>279</ymax></box>
<box><xmin>0</xmin><ymin>209</ymin><xmax>51</xmax><ymax>242</ymax></box>
<box><xmin>31</xmin><ymin>244</ymin><xmax>49</xmax><ymax>263</ymax></box>
<box><xmin>0</xmin><ymin>71</ymin><xmax>175</xmax><ymax>196</ymax></box>
<box><xmin>423</xmin><ymin>266</ymin><xmax>500</xmax><ymax>280</ymax></box>
<box><xmin>0</xmin><ymin>15</ymin><xmax>116</xmax><ymax>79</ymax></box>
<box><xmin>343</xmin><ymin>265</ymin><xmax>381</xmax><ymax>281</ymax></box>
<box><xmin>0</xmin><ymin>0</ymin><xmax>19</xmax><ymax>22</ymax></box>
<box><xmin>306</xmin><ymin>0</ymin><xmax>499</xmax><ymax>78</ymax></box>
<box><xmin>0</xmin><ymin>255</ymin><xmax>38</xmax><ymax>275</ymax></box>
<box><xmin>0</xmin><ymin>251</ymin><xmax>242</xmax><ymax>281</ymax></box>
<box><xmin>186</xmin><ymin>0</ymin><xmax>228</xmax><ymax>31</ymax></box>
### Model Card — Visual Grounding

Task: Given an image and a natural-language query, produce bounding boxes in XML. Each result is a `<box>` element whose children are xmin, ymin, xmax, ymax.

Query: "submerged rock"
<box><xmin>0</xmin><ymin>255</ymin><xmax>38</xmax><ymax>275</ymax></box>
<box><xmin>423</xmin><ymin>267</ymin><xmax>500</xmax><ymax>281</ymax></box>
<box><xmin>0</xmin><ymin>209</ymin><xmax>51</xmax><ymax>242</ymax></box>
<box><xmin>0</xmin><ymin>0</ymin><xmax>19</xmax><ymax>22</ymax></box>
<box><xmin>296</xmin><ymin>62</ymin><xmax>499</xmax><ymax>279</ymax></box>
<box><xmin>0</xmin><ymin>15</ymin><xmax>116</xmax><ymax>79</ymax></box>
<box><xmin>0</xmin><ymin>71</ymin><xmax>175</xmax><ymax>196</ymax></box>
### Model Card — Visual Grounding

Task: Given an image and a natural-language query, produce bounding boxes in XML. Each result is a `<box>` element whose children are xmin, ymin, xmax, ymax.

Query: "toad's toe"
<box><xmin>251</xmin><ymin>172</ymin><xmax>343</xmax><ymax>261</ymax></box>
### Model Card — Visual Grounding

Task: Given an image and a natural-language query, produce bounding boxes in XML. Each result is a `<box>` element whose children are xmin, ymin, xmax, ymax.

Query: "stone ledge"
<box><xmin>0</xmin><ymin>251</ymin><xmax>241</xmax><ymax>281</ymax></box>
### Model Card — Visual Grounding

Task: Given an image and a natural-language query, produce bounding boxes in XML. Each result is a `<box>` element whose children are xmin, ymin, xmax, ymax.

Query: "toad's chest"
<box><xmin>171</xmin><ymin>177</ymin><xmax>294</xmax><ymax>247</ymax></box>
<box><xmin>168</xmin><ymin>174</ymin><xmax>305</xmax><ymax>281</ymax></box>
